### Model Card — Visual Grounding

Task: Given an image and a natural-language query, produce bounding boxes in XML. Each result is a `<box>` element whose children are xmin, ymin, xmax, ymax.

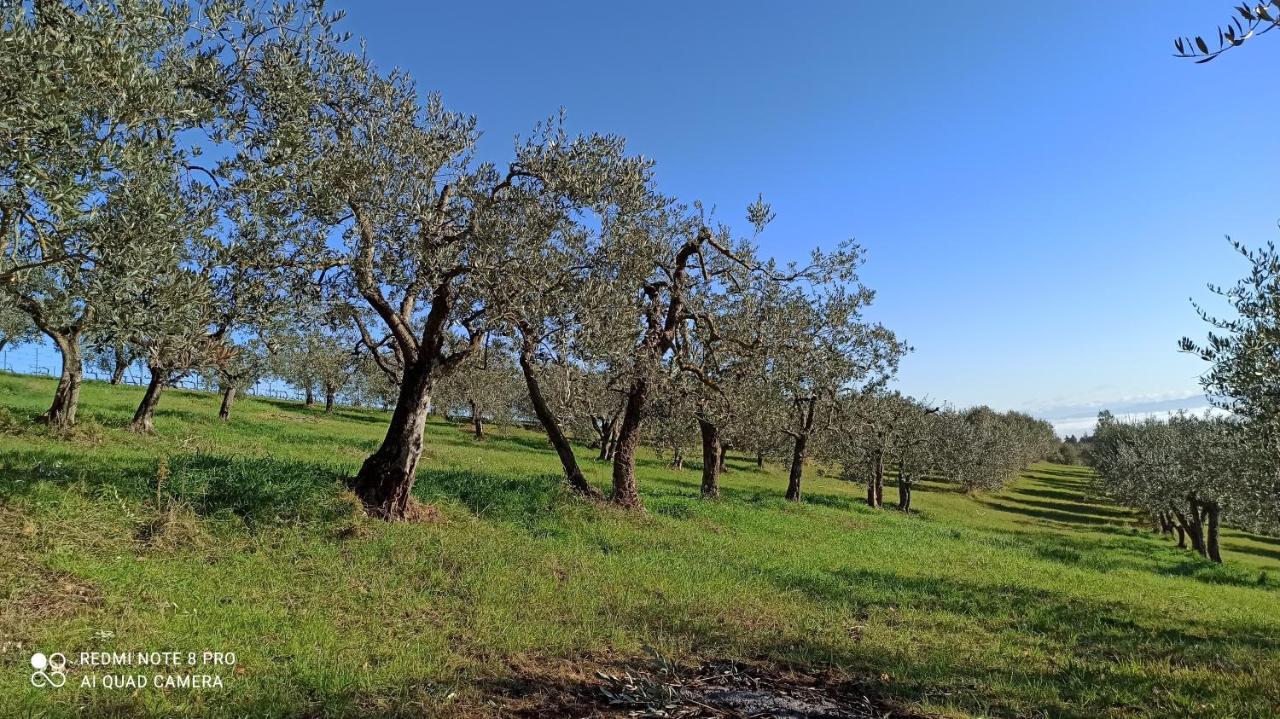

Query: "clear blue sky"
<box><xmin>326</xmin><ymin>0</ymin><xmax>1279</xmax><ymax>434</ymax></box>
<box><xmin>7</xmin><ymin>1</ymin><xmax>1277</xmax><ymax>434</ymax></box>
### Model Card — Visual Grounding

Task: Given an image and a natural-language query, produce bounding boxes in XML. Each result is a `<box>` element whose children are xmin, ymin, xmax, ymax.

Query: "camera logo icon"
<box><xmin>30</xmin><ymin>652</ymin><xmax>67</xmax><ymax>688</ymax></box>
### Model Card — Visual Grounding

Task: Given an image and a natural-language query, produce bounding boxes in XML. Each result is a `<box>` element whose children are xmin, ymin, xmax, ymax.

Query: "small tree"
<box><xmin>213</xmin><ymin>339</ymin><xmax>270</xmax><ymax>421</ymax></box>
<box><xmin>433</xmin><ymin>337</ymin><xmax>525</xmax><ymax>437</ymax></box>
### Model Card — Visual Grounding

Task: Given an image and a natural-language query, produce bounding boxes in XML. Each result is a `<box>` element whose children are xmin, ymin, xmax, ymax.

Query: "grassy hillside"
<box><xmin>1</xmin><ymin>373</ymin><xmax>1277</xmax><ymax>718</ymax></box>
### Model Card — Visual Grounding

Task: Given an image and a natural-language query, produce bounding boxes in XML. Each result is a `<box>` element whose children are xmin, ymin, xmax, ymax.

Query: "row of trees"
<box><xmin>1089</xmin><ymin>237</ymin><xmax>1280</xmax><ymax>562</ymax></box>
<box><xmin>1090</xmin><ymin>412</ymin><xmax>1259</xmax><ymax>563</ymax></box>
<box><xmin>1</xmin><ymin>1</ymin><xmax>1056</xmax><ymax>520</ymax></box>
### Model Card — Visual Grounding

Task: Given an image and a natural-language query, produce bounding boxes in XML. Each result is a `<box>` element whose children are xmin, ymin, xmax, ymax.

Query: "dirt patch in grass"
<box><xmin>478</xmin><ymin>653</ymin><xmax>920</xmax><ymax>718</ymax></box>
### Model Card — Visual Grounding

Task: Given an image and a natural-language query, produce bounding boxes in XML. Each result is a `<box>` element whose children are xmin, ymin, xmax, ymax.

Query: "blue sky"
<box><xmin>327</xmin><ymin>1</ymin><xmax>1280</xmax><ymax>435</ymax></box>
<box><xmin>6</xmin><ymin>1</ymin><xmax>1277</xmax><ymax>435</ymax></box>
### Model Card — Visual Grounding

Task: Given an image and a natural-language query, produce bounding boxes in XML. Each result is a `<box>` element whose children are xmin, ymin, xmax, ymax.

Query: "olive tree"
<box><xmin>244</xmin><ymin>28</ymin><xmax>652</xmax><ymax>519</ymax></box>
<box><xmin>432</xmin><ymin>337</ymin><xmax>525</xmax><ymax>437</ymax></box>
<box><xmin>0</xmin><ymin>0</ymin><xmax>270</xmax><ymax>428</ymax></box>
<box><xmin>763</xmin><ymin>248</ymin><xmax>907</xmax><ymax>502</ymax></box>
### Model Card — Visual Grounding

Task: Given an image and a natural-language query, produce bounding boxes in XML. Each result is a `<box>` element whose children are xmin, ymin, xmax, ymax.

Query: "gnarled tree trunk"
<box><xmin>518</xmin><ymin>344</ymin><xmax>600</xmax><ymax>498</ymax></box>
<box><xmin>593</xmin><ymin>417</ymin><xmax>612</xmax><ymax>458</ymax></box>
<box><xmin>218</xmin><ymin>385</ymin><xmax>236</xmax><ymax>421</ymax></box>
<box><xmin>1174</xmin><ymin>507</ymin><xmax>1206</xmax><ymax>557</ymax></box>
<box><xmin>351</xmin><ymin>361</ymin><xmax>433</xmax><ymax>519</ymax></box>
<box><xmin>756</xmin><ymin>449</ymin><xmax>765</xmax><ymax>469</ymax></box>
<box><xmin>698</xmin><ymin>416</ymin><xmax>721</xmax><ymax>499</ymax></box>
<box><xmin>785</xmin><ymin>433</ymin><xmax>807</xmax><ymax>501</ymax></box>
<box><xmin>866</xmin><ymin>449</ymin><xmax>885</xmax><ymax>508</ymax></box>
<box><xmin>1203</xmin><ymin>500</ymin><xmax>1222</xmax><ymax>563</ymax></box>
<box><xmin>304</xmin><ymin>384</ymin><xmax>315</xmax><ymax>408</ymax></box>
<box><xmin>38</xmin><ymin>330</ymin><xmax>83</xmax><ymax>429</ymax></box>
<box><xmin>325</xmin><ymin>387</ymin><xmax>336</xmax><ymax>414</ymax></box>
<box><xmin>131</xmin><ymin>367</ymin><xmax>166</xmax><ymax>433</ymax></box>
<box><xmin>785</xmin><ymin>397</ymin><xmax>817</xmax><ymax>502</ymax></box>
<box><xmin>110</xmin><ymin>345</ymin><xmax>129</xmax><ymax>385</ymax></box>
<box><xmin>609</xmin><ymin>377</ymin><xmax>648</xmax><ymax>508</ymax></box>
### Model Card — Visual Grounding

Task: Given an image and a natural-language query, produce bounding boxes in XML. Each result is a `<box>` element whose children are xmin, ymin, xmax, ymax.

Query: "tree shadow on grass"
<box><xmin>751</xmin><ymin>566</ymin><xmax>1279</xmax><ymax>718</ymax></box>
<box><xmin>1015</xmin><ymin>486</ymin><xmax>1110</xmax><ymax>504</ymax></box>
<box><xmin>0</xmin><ymin>448</ymin><xmax>354</xmax><ymax>530</ymax></box>
<box><xmin>411</xmin><ymin>466</ymin><xmax>585</xmax><ymax>529</ymax></box>
<box><xmin>1227</xmin><ymin>529</ymin><xmax>1280</xmax><ymax>549</ymax></box>
<box><xmin>1221</xmin><ymin>541</ymin><xmax>1280</xmax><ymax>566</ymax></box>
<box><xmin>999</xmin><ymin>495</ymin><xmax>1135</xmax><ymax>520</ymax></box>
<box><xmin>1000</xmin><ymin>527</ymin><xmax>1280</xmax><ymax>590</ymax></box>
<box><xmin>977</xmin><ymin>498</ymin><xmax>1124</xmax><ymax>527</ymax></box>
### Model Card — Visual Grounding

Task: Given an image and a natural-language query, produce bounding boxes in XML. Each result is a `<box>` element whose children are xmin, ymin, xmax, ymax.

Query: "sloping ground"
<box><xmin>0</xmin><ymin>374</ymin><xmax>1277</xmax><ymax>718</ymax></box>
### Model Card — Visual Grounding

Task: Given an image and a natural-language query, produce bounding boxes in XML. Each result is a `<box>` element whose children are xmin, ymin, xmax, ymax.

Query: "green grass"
<box><xmin>1</xmin><ymin>372</ymin><xmax>1277</xmax><ymax>718</ymax></box>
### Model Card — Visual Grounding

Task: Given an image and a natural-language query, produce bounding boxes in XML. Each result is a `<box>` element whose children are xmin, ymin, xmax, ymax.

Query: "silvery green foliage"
<box><xmin>213</xmin><ymin>336</ymin><xmax>269</xmax><ymax>393</ymax></box>
<box><xmin>1181</xmin><ymin>239</ymin><xmax>1280</xmax><ymax>431</ymax></box>
<box><xmin>0</xmin><ymin>0</ymin><xmax>314</xmax><ymax>427</ymax></box>
<box><xmin>237</xmin><ymin>22</ymin><xmax>656</xmax><ymax>399</ymax></box>
<box><xmin>0</xmin><ymin>0</ymin><xmax>244</xmax><ymax>334</ymax></box>
<box><xmin>0</xmin><ymin>303</ymin><xmax>36</xmax><ymax>351</ymax></box>
<box><xmin>831</xmin><ymin>391</ymin><xmax>935</xmax><ymax>480</ymax></box>
<box><xmin>271</xmin><ymin>322</ymin><xmax>363</xmax><ymax>402</ymax></box>
<box><xmin>1177</xmin><ymin>238</ymin><xmax>1280</xmax><ymax>533</ymax></box>
<box><xmin>430</xmin><ymin>338</ymin><xmax>526</xmax><ymax>426</ymax></box>
<box><xmin>1091</xmin><ymin>411</ymin><xmax>1279</xmax><ymax>535</ymax></box>
<box><xmin>929</xmin><ymin>406</ymin><xmax>1057</xmax><ymax>492</ymax></box>
<box><xmin>759</xmin><ymin>240</ymin><xmax>908</xmax><ymax>458</ymax></box>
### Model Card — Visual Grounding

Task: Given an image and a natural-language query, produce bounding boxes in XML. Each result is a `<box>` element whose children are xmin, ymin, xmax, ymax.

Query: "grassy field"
<box><xmin>1</xmin><ymin>373</ymin><xmax>1278</xmax><ymax>718</ymax></box>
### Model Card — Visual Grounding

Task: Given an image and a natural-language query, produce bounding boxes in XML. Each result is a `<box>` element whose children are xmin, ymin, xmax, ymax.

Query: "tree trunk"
<box><xmin>897</xmin><ymin>457</ymin><xmax>912</xmax><ymax>511</ymax></box>
<box><xmin>110</xmin><ymin>345</ymin><xmax>128</xmax><ymax>385</ymax></box>
<box><xmin>351</xmin><ymin>361</ymin><xmax>433</xmax><ymax>520</ymax></box>
<box><xmin>874</xmin><ymin>452</ymin><xmax>885</xmax><ymax>508</ymax></box>
<box><xmin>785</xmin><ymin>398</ymin><xmax>817</xmax><ymax>502</ymax></box>
<box><xmin>1175</xmin><ymin>507</ymin><xmax>1206</xmax><ymax>557</ymax></box>
<box><xmin>609</xmin><ymin>377</ymin><xmax>648</xmax><ymax>508</ymax></box>
<box><xmin>130</xmin><ymin>368</ymin><xmax>166</xmax><ymax>433</ymax></box>
<box><xmin>1175</xmin><ymin>524</ymin><xmax>1187</xmax><ymax>548</ymax></box>
<box><xmin>37</xmin><ymin>330</ymin><xmax>83</xmax><ymax>429</ymax></box>
<box><xmin>1204</xmin><ymin>501</ymin><xmax>1222</xmax><ymax>564</ymax></box>
<box><xmin>469</xmin><ymin>399</ymin><xmax>483</xmax><ymax>438</ymax></box>
<box><xmin>304</xmin><ymin>384</ymin><xmax>315</xmax><ymax>408</ymax></box>
<box><xmin>756</xmin><ymin>449</ymin><xmax>765</xmax><ymax>469</ymax></box>
<box><xmin>325</xmin><ymin>387</ymin><xmax>336</xmax><ymax>414</ymax></box>
<box><xmin>866</xmin><ymin>449</ymin><xmax>884</xmax><ymax>509</ymax></box>
<box><xmin>718</xmin><ymin>444</ymin><xmax>727</xmax><ymax>473</ymax></box>
<box><xmin>605</xmin><ymin>421</ymin><xmax>620</xmax><ymax>460</ymax></box>
<box><xmin>670</xmin><ymin>447</ymin><xmax>684</xmax><ymax>470</ymax></box>
<box><xmin>785</xmin><ymin>432</ymin><xmax>807</xmax><ymax>501</ymax></box>
<box><xmin>594</xmin><ymin>417</ymin><xmax>612</xmax><ymax>460</ymax></box>
<box><xmin>218</xmin><ymin>385</ymin><xmax>236</xmax><ymax>421</ymax></box>
<box><xmin>698</xmin><ymin>417</ymin><xmax>721</xmax><ymax>499</ymax></box>
<box><xmin>518</xmin><ymin>345</ymin><xmax>601</xmax><ymax>498</ymax></box>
